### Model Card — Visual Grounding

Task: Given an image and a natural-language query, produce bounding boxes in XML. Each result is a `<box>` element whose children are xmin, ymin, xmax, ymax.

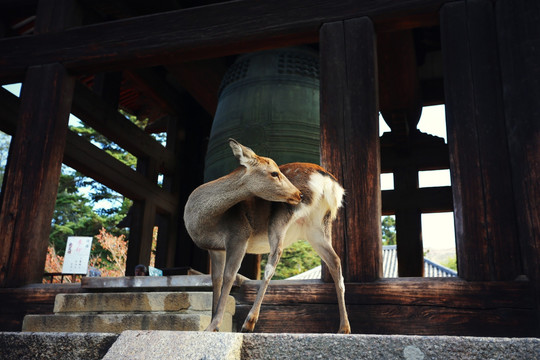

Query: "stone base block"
<box><xmin>22</xmin><ymin>312</ymin><xmax>234</xmax><ymax>333</ymax></box>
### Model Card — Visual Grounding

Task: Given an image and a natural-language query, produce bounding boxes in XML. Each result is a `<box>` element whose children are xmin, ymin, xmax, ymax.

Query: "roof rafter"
<box><xmin>0</xmin><ymin>0</ymin><xmax>448</xmax><ymax>80</ymax></box>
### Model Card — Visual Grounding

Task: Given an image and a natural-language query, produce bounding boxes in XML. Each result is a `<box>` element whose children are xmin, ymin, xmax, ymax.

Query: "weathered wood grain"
<box><xmin>0</xmin><ymin>284</ymin><xmax>82</xmax><ymax>331</ymax></box>
<box><xmin>0</xmin><ymin>0</ymin><xmax>452</xmax><ymax>81</ymax></box>
<box><xmin>235</xmin><ymin>278</ymin><xmax>536</xmax><ymax>336</ymax></box>
<box><xmin>441</xmin><ymin>0</ymin><xmax>522</xmax><ymax>281</ymax></box>
<box><xmin>235</xmin><ymin>303</ymin><xmax>536</xmax><ymax>336</ymax></box>
<box><xmin>0</xmin><ymin>64</ymin><xmax>75</xmax><ymax>287</ymax></box>
<box><xmin>320</xmin><ymin>18</ymin><xmax>382</xmax><ymax>282</ymax></box>
<box><xmin>496</xmin><ymin>0</ymin><xmax>540</xmax><ymax>320</ymax></box>
<box><xmin>236</xmin><ymin>278</ymin><xmax>535</xmax><ymax>309</ymax></box>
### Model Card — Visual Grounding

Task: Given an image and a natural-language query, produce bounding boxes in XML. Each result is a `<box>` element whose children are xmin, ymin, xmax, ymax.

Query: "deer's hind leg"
<box><xmin>307</xmin><ymin>220</ymin><xmax>351</xmax><ymax>334</ymax></box>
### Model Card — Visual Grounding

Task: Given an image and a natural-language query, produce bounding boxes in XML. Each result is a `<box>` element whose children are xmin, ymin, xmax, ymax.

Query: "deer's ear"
<box><xmin>229</xmin><ymin>138</ymin><xmax>257</xmax><ymax>167</ymax></box>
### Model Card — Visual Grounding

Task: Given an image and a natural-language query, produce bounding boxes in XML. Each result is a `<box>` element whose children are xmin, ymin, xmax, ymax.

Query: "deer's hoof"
<box><xmin>205</xmin><ymin>323</ymin><xmax>220</xmax><ymax>332</ymax></box>
<box><xmin>241</xmin><ymin>317</ymin><xmax>256</xmax><ymax>332</ymax></box>
<box><xmin>338</xmin><ymin>324</ymin><xmax>351</xmax><ymax>334</ymax></box>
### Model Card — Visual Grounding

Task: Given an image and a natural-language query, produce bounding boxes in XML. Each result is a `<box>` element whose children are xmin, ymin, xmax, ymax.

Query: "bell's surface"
<box><xmin>204</xmin><ymin>47</ymin><xmax>320</xmax><ymax>182</ymax></box>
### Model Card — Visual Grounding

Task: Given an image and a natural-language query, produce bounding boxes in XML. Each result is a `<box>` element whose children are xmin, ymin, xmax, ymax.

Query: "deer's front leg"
<box><xmin>206</xmin><ymin>240</ymin><xmax>247</xmax><ymax>332</ymax></box>
<box><xmin>208</xmin><ymin>250</ymin><xmax>226</xmax><ymax>318</ymax></box>
<box><xmin>242</xmin><ymin>213</ymin><xmax>289</xmax><ymax>332</ymax></box>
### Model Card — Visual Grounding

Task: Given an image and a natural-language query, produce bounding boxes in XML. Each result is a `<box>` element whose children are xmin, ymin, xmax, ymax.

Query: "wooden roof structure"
<box><xmin>0</xmin><ymin>0</ymin><xmax>538</xmax><ymax>336</ymax></box>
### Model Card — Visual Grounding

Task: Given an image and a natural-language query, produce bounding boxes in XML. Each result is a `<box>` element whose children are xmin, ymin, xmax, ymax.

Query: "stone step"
<box><xmin>53</xmin><ymin>291</ymin><xmax>235</xmax><ymax>315</ymax></box>
<box><xmin>22</xmin><ymin>291</ymin><xmax>236</xmax><ymax>333</ymax></box>
<box><xmin>0</xmin><ymin>332</ymin><xmax>118</xmax><ymax>360</ymax></box>
<box><xmin>22</xmin><ymin>313</ymin><xmax>234</xmax><ymax>333</ymax></box>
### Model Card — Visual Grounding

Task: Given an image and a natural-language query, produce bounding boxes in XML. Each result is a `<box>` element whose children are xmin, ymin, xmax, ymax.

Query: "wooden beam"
<box><xmin>0</xmin><ymin>0</ymin><xmax>453</xmax><ymax>80</ymax></box>
<box><xmin>320</xmin><ymin>18</ymin><xmax>382</xmax><ymax>282</ymax></box>
<box><xmin>382</xmin><ymin>186</ymin><xmax>453</xmax><ymax>216</ymax></box>
<box><xmin>125</xmin><ymin>68</ymin><xmax>187</xmax><ymax>117</ymax></box>
<box><xmin>235</xmin><ymin>303</ymin><xmax>535</xmax><ymax>336</ymax></box>
<box><xmin>441</xmin><ymin>0</ymin><xmax>522</xmax><ymax>281</ymax></box>
<box><xmin>0</xmin><ymin>88</ymin><xmax>177</xmax><ymax>215</ymax></box>
<box><xmin>380</xmin><ymin>138</ymin><xmax>449</xmax><ymax>173</ymax></box>
<box><xmin>0</xmin><ymin>63</ymin><xmax>75</xmax><ymax>287</ymax></box>
<box><xmin>71</xmin><ymin>81</ymin><xmax>176</xmax><ymax>174</ymax></box>
<box><xmin>235</xmin><ymin>278</ymin><xmax>536</xmax><ymax>336</ymax></box>
<box><xmin>92</xmin><ymin>71</ymin><xmax>121</xmax><ymax>108</ymax></box>
<box><xmin>63</xmin><ymin>130</ymin><xmax>177</xmax><ymax>215</ymax></box>
<box><xmin>237</xmin><ymin>278</ymin><xmax>535</xmax><ymax>309</ymax></box>
<box><xmin>166</xmin><ymin>58</ymin><xmax>230</xmax><ymax>116</ymax></box>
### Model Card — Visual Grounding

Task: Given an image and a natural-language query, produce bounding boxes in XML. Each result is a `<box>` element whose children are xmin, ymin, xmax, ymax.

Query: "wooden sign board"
<box><xmin>62</xmin><ymin>236</ymin><xmax>92</xmax><ymax>274</ymax></box>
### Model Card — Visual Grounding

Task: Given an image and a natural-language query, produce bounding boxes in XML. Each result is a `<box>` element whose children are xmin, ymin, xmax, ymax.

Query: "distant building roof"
<box><xmin>286</xmin><ymin>245</ymin><xmax>457</xmax><ymax>280</ymax></box>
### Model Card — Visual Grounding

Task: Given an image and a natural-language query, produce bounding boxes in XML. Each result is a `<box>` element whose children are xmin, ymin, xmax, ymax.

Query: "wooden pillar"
<box><xmin>176</xmin><ymin>106</ymin><xmax>211</xmax><ymax>273</ymax></box>
<box><xmin>126</xmin><ymin>158</ymin><xmax>158</xmax><ymax>275</ymax></box>
<box><xmin>378</xmin><ymin>30</ymin><xmax>424</xmax><ymax>277</ymax></box>
<box><xmin>0</xmin><ymin>0</ymin><xmax>79</xmax><ymax>287</ymax></box>
<box><xmin>441</xmin><ymin>0</ymin><xmax>522</xmax><ymax>281</ymax></box>
<box><xmin>320</xmin><ymin>17</ymin><xmax>382</xmax><ymax>282</ymax></box>
<box><xmin>0</xmin><ymin>64</ymin><xmax>75</xmax><ymax>287</ymax></box>
<box><xmin>394</xmin><ymin>166</ymin><xmax>424</xmax><ymax>277</ymax></box>
<box><xmin>496</xmin><ymin>0</ymin><xmax>540</xmax><ymax>333</ymax></box>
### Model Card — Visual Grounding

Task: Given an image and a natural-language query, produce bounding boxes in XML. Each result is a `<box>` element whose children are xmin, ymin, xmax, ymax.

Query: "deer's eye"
<box><xmin>270</xmin><ymin>172</ymin><xmax>279</xmax><ymax>178</ymax></box>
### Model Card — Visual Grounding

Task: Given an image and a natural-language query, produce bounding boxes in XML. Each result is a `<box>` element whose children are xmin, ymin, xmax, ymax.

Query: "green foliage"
<box><xmin>260</xmin><ymin>240</ymin><xmax>321</xmax><ymax>280</ymax></box>
<box><xmin>50</xmin><ymin>170</ymin><xmax>130</xmax><ymax>260</ymax></box>
<box><xmin>441</xmin><ymin>256</ymin><xmax>457</xmax><ymax>271</ymax></box>
<box><xmin>382</xmin><ymin>216</ymin><xmax>396</xmax><ymax>245</ymax></box>
<box><xmin>0</xmin><ymin>131</ymin><xmax>11</xmax><ymax>185</ymax></box>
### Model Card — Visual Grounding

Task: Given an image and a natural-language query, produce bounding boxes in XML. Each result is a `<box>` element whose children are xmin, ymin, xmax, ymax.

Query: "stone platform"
<box><xmin>3</xmin><ymin>331</ymin><xmax>537</xmax><ymax>360</ymax></box>
<box><xmin>22</xmin><ymin>291</ymin><xmax>235</xmax><ymax>333</ymax></box>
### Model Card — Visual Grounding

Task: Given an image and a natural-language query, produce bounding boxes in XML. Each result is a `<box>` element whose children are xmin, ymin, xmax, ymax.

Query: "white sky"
<box><xmin>3</xmin><ymin>83</ymin><xmax>455</xmax><ymax>250</ymax></box>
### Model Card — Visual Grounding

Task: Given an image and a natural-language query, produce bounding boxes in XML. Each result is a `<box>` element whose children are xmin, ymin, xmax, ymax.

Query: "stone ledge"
<box><xmin>103</xmin><ymin>331</ymin><xmax>243</xmax><ymax>360</ymax></box>
<box><xmin>53</xmin><ymin>292</ymin><xmax>235</xmax><ymax>315</ymax></box>
<box><xmin>22</xmin><ymin>313</ymin><xmax>228</xmax><ymax>333</ymax></box>
<box><xmin>103</xmin><ymin>331</ymin><xmax>540</xmax><ymax>360</ymax></box>
<box><xmin>0</xmin><ymin>332</ymin><xmax>118</xmax><ymax>360</ymax></box>
<box><xmin>4</xmin><ymin>331</ymin><xmax>538</xmax><ymax>359</ymax></box>
<box><xmin>241</xmin><ymin>333</ymin><xmax>540</xmax><ymax>360</ymax></box>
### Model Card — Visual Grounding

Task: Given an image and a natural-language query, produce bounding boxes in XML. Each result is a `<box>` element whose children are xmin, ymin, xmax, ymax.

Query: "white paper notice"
<box><xmin>62</xmin><ymin>236</ymin><xmax>93</xmax><ymax>274</ymax></box>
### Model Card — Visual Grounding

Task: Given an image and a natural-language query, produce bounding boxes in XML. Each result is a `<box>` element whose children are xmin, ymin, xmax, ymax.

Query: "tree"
<box><xmin>0</xmin><ymin>131</ymin><xmax>11</xmax><ymax>185</ymax></box>
<box><xmin>260</xmin><ymin>240</ymin><xmax>321</xmax><ymax>280</ymax></box>
<box><xmin>50</xmin><ymin>169</ymin><xmax>131</xmax><ymax>257</ymax></box>
<box><xmin>382</xmin><ymin>216</ymin><xmax>396</xmax><ymax>245</ymax></box>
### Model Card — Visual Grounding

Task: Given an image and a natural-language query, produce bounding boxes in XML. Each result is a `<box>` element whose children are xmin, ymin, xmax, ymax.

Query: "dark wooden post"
<box><xmin>0</xmin><ymin>64</ymin><xmax>75</xmax><ymax>287</ymax></box>
<box><xmin>378</xmin><ymin>30</ymin><xmax>424</xmax><ymax>277</ymax></box>
<box><xmin>155</xmin><ymin>116</ymin><xmax>181</xmax><ymax>270</ymax></box>
<box><xmin>176</xmin><ymin>106</ymin><xmax>212</xmax><ymax>273</ymax></box>
<box><xmin>126</xmin><ymin>158</ymin><xmax>158</xmax><ymax>275</ymax></box>
<box><xmin>496</xmin><ymin>0</ymin><xmax>540</xmax><ymax>333</ymax></box>
<box><xmin>0</xmin><ymin>0</ymin><xmax>79</xmax><ymax>287</ymax></box>
<box><xmin>320</xmin><ymin>17</ymin><xmax>382</xmax><ymax>282</ymax></box>
<box><xmin>441</xmin><ymin>0</ymin><xmax>522</xmax><ymax>281</ymax></box>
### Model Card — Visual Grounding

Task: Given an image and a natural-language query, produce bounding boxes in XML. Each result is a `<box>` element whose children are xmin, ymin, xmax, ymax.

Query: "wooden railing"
<box><xmin>42</xmin><ymin>273</ymin><xmax>85</xmax><ymax>284</ymax></box>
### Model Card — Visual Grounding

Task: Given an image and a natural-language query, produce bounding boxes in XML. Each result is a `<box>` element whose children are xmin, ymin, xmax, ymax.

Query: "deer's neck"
<box><xmin>191</xmin><ymin>167</ymin><xmax>251</xmax><ymax>222</ymax></box>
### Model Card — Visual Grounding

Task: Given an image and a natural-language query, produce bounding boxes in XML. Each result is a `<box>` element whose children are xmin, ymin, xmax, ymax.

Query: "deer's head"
<box><xmin>229</xmin><ymin>138</ymin><xmax>302</xmax><ymax>205</ymax></box>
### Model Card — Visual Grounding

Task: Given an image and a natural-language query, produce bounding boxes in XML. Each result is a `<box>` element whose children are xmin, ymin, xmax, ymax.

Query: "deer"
<box><xmin>183</xmin><ymin>139</ymin><xmax>351</xmax><ymax>334</ymax></box>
